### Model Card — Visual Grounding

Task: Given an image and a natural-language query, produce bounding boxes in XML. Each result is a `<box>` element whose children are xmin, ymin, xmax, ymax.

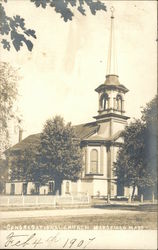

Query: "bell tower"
<box><xmin>94</xmin><ymin>7</ymin><xmax>129</xmax><ymax>124</ymax></box>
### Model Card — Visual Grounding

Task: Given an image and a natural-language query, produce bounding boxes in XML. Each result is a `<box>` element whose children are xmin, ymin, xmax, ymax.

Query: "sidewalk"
<box><xmin>0</xmin><ymin>207</ymin><xmax>140</xmax><ymax>219</ymax></box>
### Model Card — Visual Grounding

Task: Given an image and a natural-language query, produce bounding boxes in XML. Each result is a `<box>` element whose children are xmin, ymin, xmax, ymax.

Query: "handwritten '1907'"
<box><xmin>4</xmin><ymin>232</ymin><xmax>96</xmax><ymax>249</ymax></box>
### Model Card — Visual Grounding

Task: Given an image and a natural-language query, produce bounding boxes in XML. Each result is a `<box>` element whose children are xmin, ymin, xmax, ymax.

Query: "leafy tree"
<box><xmin>0</xmin><ymin>62</ymin><xmax>19</xmax><ymax>157</ymax></box>
<box><xmin>114</xmin><ymin>120</ymin><xmax>146</xmax><ymax>199</ymax></box>
<box><xmin>114</xmin><ymin>96</ymin><xmax>157</xmax><ymax>199</ymax></box>
<box><xmin>0</xmin><ymin>158</ymin><xmax>8</xmax><ymax>193</ymax></box>
<box><xmin>6</xmin><ymin>116</ymin><xmax>82</xmax><ymax>195</ymax></box>
<box><xmin>0</xmin><ymin>2</ymin><xmax>37</xmax><ymax>51</ymax></box>
<box><xmin>39</xmin><ymin>115</ymin><xmax>82</xmax><ymax>194</ymax></box>
<box><xmin>8</xmin><ymin>146</ymin><xmax>40</xmax><ymax>184</ymax></box>
<box><xmin>0</xmin><ymin>0</ymin><xmax>106</xmax><ymax>51</ymax></box>
<box><xmin>141</xmin><ymin>95</ymin><xmax>157</xmax><ymax>197</ymax></box>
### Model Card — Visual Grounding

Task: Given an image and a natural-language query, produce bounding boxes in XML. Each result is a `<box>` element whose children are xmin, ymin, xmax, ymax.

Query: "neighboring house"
<box><xmin>5</xmin><ymin>10</ymin><xmax>133</xmax><ymax>197</ymax></box>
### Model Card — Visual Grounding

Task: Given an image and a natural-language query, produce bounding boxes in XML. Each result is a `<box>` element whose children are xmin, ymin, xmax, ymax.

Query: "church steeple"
<box><xmin>105</xmin><ymin>6</ymin><xmax>120</xmax><ymax>86</ymax></box>
<box><xmin>94</xmin><ymin>6</ymin><xmax>129</xmax><ymax>121</ymax></box>
<box><xmin>106</xmin><ymin>7</ymin><xmax>117</xmax><ymax>76</ymax></box>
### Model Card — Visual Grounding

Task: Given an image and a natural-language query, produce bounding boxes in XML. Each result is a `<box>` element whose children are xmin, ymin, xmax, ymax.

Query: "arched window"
<box><xmin>90</xmin><ymin>149</ymin><xmax>98</xmax><ymax>174</ymax></box>
<box><xmin>116</xmin><ymin>95</ymin><xmax>122</xmax><ymax>111</ymax></box>
<box><xmin>100</xmin><ymin>93</ymin><xmax>109</xmax><ymax>110</ymax></box>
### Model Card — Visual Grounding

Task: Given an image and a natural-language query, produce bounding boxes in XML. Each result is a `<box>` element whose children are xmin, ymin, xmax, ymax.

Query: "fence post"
<box><xmin>128</xmin><ymin>194</ymin><xmax>131</xmax><ymax>203</ymax></box>
<box><xmin>53</xmin><ymin>196</ymin><xmax>56</xmax><ymax>208</ymax></box>
<box><xmin>87</xmin><ymin>194</ymin><xmax>89</xmax><ymax>204</ymax></box>
<box><xmin>107</xmin><ymin>194</ymin><xmax>110</xmax><ymax>203</ymax></box>
<box><xmin>71</xmin><ymin>195</ymin><xmax>73</xmax><ymax>205</ymax></box>
<box><xmin>55</xmin><ymin>195</ymin><xmax>58</xmax><ymax>207</ymax></box>
<box><xmin>36</xmin><ymin>196</ymin><xmax>38</xmax><ymax>206</ymax></box>
<box><xmin>152</xmin><ymin>193</ymin><xmax>155</xmax><ymax>203</ymax></box>
<box><xmin>22</xmin><ymin>195</ymin><xmax>24</xmax><ymax>206</ymax></box>
<box><xmin>140</xmin><ymin>194</ymin><xmax>143</xmax><ymax>203</ymax></box>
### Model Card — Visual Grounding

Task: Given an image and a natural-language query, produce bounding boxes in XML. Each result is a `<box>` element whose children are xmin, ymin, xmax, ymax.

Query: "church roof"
<box><xmin>110</xmin><ymin>130</ymin><xmax>123</xmax><ymax>141</ymax></box>
<box><xmin>95</xmin><ymin>81</ymin><xmax>129</xmax><ymax>93</ymax></box>
<box><xmin>73</xmin><ymin>122</ymin><xmax>99</xmax><ymax>139</ymax></box>
<box><xmin>83</xmin><ymin>130</ymin><xmax>123</xmax><ymax>142</ymax></box>
<box><xmin>7</xmin><ymin>133</ymin><xmax>41</xmax><ymax>153</ymax></box>
<box><xmin>6</xmin><ymin>122</ymin><xmax>100</xmax><ymax>153</ymax></box>
<box><xmin>6</xmin><ymin>123</ymin><xmax>123</xmax><ymax>154</ymax></box>
<box><xmin>84</xmin><ymin>134</ymin><xmax>106</xmax><ymax>141</ymax></box>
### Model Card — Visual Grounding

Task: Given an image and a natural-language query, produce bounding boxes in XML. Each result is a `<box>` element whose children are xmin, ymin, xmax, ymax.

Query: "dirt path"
<box><xmin>0</xmin><ymin>207</ymin><xmax>141</xmax><ymax>219</ymax></box>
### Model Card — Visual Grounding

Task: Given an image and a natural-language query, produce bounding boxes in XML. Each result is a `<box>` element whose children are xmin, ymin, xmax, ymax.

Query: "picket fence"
<box><xmin>0</xmin><ymin>195</ymin><xmax>90</xmax><ymax>207</ymax></box>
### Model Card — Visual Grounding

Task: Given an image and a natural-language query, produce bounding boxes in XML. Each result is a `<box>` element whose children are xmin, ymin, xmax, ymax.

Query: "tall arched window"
<box><xmin>116</xmin><ymin>95</ymin><xmax>122</xmax><ymax>111</ymax></box>
<box><xmin>100</xmin><ymin>93</ymin><xmax>109</xmax><ymax>110</ymax></box>
<box><xmin>90</xmin><ymin>149</ymin><xmax>98</xmax><ymax>174</ymax></box>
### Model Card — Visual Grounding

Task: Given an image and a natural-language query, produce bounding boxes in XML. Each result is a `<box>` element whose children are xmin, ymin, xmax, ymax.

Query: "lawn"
<box><xmin>0</xmin><ymin>211</ymin><xmax>157</xmax><ymax>230</ymax></box>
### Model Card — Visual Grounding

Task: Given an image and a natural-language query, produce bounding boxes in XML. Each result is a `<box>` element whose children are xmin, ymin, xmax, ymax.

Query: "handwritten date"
<box><xmin>4</xmin><ymin>232</ymin><xmax>96</xmax><ymax>249</ymax></box>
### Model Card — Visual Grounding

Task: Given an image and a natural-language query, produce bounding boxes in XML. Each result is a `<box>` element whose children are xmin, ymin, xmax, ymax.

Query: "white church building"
<box><xmin>5</xmin><ymin>8</ymin><xmax>132</xmax><ymax>197</ymax></box>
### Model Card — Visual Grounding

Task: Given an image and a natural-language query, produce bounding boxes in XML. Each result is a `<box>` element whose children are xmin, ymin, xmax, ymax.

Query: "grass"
<box><xmin>0</xmin><ymin>211</ymin><xmax>157</xmax><ymax>230</ymax></box>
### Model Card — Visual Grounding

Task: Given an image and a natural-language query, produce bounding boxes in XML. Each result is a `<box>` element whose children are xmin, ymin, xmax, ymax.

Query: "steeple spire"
<box><xmin>106</xmin><ymin>6</ymin><xmax>117</xmax><ymax>76</ymax></box>
<box><xmin>94</xmin><ymin>5</ymin><xmax>129</xmax><ymax>121</ymax></box>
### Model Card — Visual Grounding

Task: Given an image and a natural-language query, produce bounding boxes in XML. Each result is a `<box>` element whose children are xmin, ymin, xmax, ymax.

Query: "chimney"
<box><xmin>19</xmin><ymin>128</ymin><xmax>23</xmax><ymax>142</ymax></box>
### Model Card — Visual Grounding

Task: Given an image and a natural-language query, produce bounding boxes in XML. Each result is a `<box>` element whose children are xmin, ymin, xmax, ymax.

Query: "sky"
<box><xmin>0</xmin><ymin>0</ymin><xmax>157</xmax><ymax>144</ymax></box>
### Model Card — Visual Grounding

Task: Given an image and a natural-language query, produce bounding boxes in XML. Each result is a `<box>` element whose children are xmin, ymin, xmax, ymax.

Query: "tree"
<box><xmin>0</xmin><ymin>158</ymin><xmax>8</xmax><ymax>193</ymax></box>
<box><xmin>39</xmin><ymin>116</ymin><xmax>82</xmax><ymax>194</ymax></box>
<box><xmin>141</xmin><ymin>95</ymin><xmax>157</xmax><ymax>197</ymax></box>
<box><xmin>141</xmin><ymin>95</ymin><xmax>157</xmax><ymax>126</ymax></box>
<box><xmin>8</xmin><ymin>146</ymin><xmax>40</xmax><ymax>185</ymax></box>
<box><xmin>0</xmin><ymin>0</ymin><xmax>106</xmax><ymax>51</ymax></box>
<box><xmin>0</xmin><ymin>62</ymin><xmax>19</xmax><ymax>157</ymax></box>
<box><xmin>114</xmin><ymin>120</ymin><xmax>146</xmax><ymax>199</ymax></box>
<box><xmin>114</xmin><ymin>96</ymin><xmax>157</xmax><ymax>199</ymax></box>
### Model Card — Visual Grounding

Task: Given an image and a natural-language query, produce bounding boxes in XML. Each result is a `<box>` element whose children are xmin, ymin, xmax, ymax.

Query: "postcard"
<box><xmin>0</xmin><ymin>0</ymin><xmax>157</xmax><ymax>249</ymax></box>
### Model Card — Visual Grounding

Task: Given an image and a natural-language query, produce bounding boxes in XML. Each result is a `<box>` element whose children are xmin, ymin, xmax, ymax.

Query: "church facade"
<box><xmin>5</xmin><ymin>8</ymin><xmax>132</xmax><ymax>197</ymax></box>
<box><xmin>72</xmin><ymin>74</ymin><xmax>130</xmax><ymax>197</ymax></box>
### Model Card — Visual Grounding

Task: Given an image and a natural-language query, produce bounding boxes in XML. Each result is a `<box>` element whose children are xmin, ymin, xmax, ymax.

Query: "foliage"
<box><xmin>0</xmin><ymin>2</ymin><xmax>37</xmax><ymax>51</ymax></box>
<box><xmin>114</xmin><ymin>120</ymin><xmax>147</xmax><ymax>198</ymax></box>
<box><xmin>39</xmin><ymin>115</ymin><xmax>82</xmax><ymax>194</ymax></box>
<box><xmin>141</xmin><ymin>95</ymin><xmax>157</xmax><ymax>126</ymax></box>
<box><xmin>0</xmin><ymin>62</ymin><xmax>19</xmax><ymax>156</ymax></box>
<box><xmin>8</xmin><ymin>146</ymin><xmax>40</xmax><ymax>183</ymax></box>
<box><xmin>142</xmin><ymin>95</ymin><xmax>157</xmax><ymax>196</ymax></box>
<box><xmin>0</xmin><ymin>0</ymin><xmax>106</xmax><ymax>51</ymax></box>
<box><xmin>7</xmin><ymin>116</ymin><xmax>82</xmax><ymax>194</ymax></box>
<box><xmin>114</xmin><ymin>96</ymin><xmax>157</xmax><ymax>198</ymax></box>
<box><xmin>0</xmin><ymin>158</ymin><xmax>8</xmax><ymax>193</ymax></box>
